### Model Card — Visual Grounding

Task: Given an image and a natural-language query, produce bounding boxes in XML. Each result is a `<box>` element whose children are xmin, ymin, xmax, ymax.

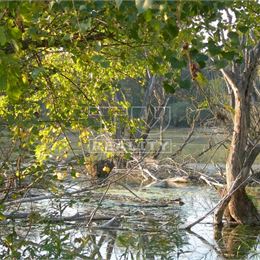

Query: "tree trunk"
<box><xmin>214</xmin><ymin>41</ymin><xmax>260</xmax><ymax>225</ymax></box>
<box><xmin>215</xmin><ymin>69</ymin><xmax>260</xmax><ymax>225</ymax></box>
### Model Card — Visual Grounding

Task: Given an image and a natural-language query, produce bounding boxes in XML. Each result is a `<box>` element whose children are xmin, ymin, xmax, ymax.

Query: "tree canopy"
<box><xmin>0</xmin><ymin>1</ymin><xmax>259</xmax><ymax>185</ymax></box>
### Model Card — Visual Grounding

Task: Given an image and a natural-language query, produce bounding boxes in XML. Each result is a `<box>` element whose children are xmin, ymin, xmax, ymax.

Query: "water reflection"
<box><xmin>0</xmin><ymin>186</ymin><xmax>259</xmax><ymax>259</ymax></box>
<box><xmin>214</xmin><ymin>225</ymin><xmax>260</xmax><ymax>259</ymax></box>
<box><xmin>0</xmin><ymin>223</ymin><xmax>186</xmax><ymax>259</ymax></box>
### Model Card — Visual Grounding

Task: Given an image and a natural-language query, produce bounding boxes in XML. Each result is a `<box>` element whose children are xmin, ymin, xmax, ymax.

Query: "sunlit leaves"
<box><xmin>0</xmin><ymin>0</ymin><xmax>259</xmax><ymax>185</ymax></box>
<box><xmin>54</xmin><ymin>171</ymin><xmax>67</xmax><ymax>181</ymax></box>
<box><xmin>195</xmin><ymin>72</ymin><xmax>208</xmax><ymax>87</ymax></box>
<box><xmin>35</xmin><ymin>143</ymin><xmax>48</xmax><ymax>164</ymax></box>
<box><xmin>0</xmin><ymin>212</ymin><xmax>6</xmax><ymax>221</ymax></box>
<box><xmin>198</xmin><ymin>100</ymin><xmax>209</xmax><ymax>109</ymax></box>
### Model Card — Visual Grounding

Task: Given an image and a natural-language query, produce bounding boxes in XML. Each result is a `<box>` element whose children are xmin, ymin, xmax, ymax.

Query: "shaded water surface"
<box><xmin>0</xmin><ymin>185</ymin><xmax>259</xmax><ymax>259</ymax></box>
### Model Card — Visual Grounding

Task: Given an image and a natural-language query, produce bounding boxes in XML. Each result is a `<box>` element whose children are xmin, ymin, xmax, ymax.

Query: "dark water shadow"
<box><xmin>214</xmin><ymin>224</ymin><xmax>260</xmax><ymax>259</ymax></box>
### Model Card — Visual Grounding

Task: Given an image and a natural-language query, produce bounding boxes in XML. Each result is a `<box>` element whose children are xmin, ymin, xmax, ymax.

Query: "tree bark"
<box><xmin>214</xmin><ymin>43</ymin><xmax>260</xmax><ymax>224</ymax></box>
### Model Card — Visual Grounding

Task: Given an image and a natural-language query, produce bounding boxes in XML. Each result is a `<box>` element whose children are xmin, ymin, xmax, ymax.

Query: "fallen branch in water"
<box><xmin>2</xmin><ymin>159</ymin><xmax>144</xmax><ymax>207</ymax></box>
<box><xmin>199</xmin><ymin>174</ymin><xmax>224</xmax><ymax>188</ymax></box>
<box><xmin>116</xmin><ymin>199</ymin><xmax>184</xmax><ymax>208</ymax></box>
<box><xmin>3</xmin><ymin>211</ymin><xmax>114</xmax><ymax>223</ymax></box>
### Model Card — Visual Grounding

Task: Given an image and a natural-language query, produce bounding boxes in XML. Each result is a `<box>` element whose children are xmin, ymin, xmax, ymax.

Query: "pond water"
<box><xmin>1</xmin><ymin>184</ymin><xmax>259</xmax><ymax>259</ymax></box>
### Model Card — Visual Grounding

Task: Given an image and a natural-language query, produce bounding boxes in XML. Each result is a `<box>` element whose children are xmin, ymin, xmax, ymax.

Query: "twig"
<box><xmin>114</xmin><ymin>202</ymin><xmax>180</xmax><ymax>208</ymax></box>
<box><xmin>171</xmin><ymin>111</ymin><xmax>199</xmax><ymax>158</ymax></box>
<box><xmin>86</xmin><ymin>183</ymin><xmax>111</xmax><ymax>227</ymax></box>
<box><xmin>196</xmin><ymin>137</ymin><xmax>229</xmax><ymax>158</ymax></box>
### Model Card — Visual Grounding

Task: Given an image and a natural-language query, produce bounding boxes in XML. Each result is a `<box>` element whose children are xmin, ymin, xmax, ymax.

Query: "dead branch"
<box><xmin>3</xmin><ymin>212</ymin><xmax>113</xmax><ymax>223</ymax></box>
<box><xmin>86</xmin><ymin>183</ymin><xmax>111</xmax><ymax>226</ymax></box>
<box><xmin>199</xmin><ymin>174</ymin><xmax>224</xmax><ymax>188</ymax></box>
<box><xmin>171</xmin><ymin>111</ymin><xmax>199</xmax><ymax>158</ymax></box>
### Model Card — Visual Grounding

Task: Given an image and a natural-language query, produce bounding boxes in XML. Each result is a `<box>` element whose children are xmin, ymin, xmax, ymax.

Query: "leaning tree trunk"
<box><xmin>214</xmin><ymin>41</ymin><xmax>260</xmax><ymax>225</ymax></box>
<box><xmin>223</xmin><ymin>86</ymin><xmax>259</xmax><ymax>224</ymax></box>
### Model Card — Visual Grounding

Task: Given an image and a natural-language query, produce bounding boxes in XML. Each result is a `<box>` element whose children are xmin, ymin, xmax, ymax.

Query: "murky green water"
<box><xmin>1</xmin><ymin>185</ymin><xmax>259</xmax><ymax>259</ymax></box>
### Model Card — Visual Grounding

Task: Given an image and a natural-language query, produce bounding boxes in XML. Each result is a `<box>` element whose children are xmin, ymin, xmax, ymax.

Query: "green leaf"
<box><xmin>79</xmin><ymin>19</ymin><xmax>91</xmax><ymax>33</ymax></box>
<box><xmin>31</xmin><ymin>67</ymin><xmax>46</xmax><ymax>79</ymax></box>
<box><xmin>6</xmin><ymin>82</ymin><xmax>22</xmax><ymax>101</ymax></box>
<box><xmin>196</xmin><ymin>72</ymin><xmax>208</xmax><ymax>87</ymax></box>
<box><xmin>227</xmin><ymin>31</ymin><xmax>239</xmax><ymax>45</ymax></box>
<box><xmin>169</xmin><ymin>57</ymin><xmax>186</xmax><ymax>69</ymax></box>
<box><xmin>91</xmin><ymin>55</ymin><xmax>104</xmax><ymax>63</ymax></box>
<box><xmin>0</xmin><ymin>70</ymin><xmax>8</xmax><ymax>90</ymax></box>
<box><xmin>195</xmin><ymin>53</ymin><xmax>208</xmax><ymax>68</ymax></box>
<box><xmin>10</xmin><ymin>27</ymin><xmax>22</xmax><ymax>40</ymax></box>
<box><xmin>91</xmin><ymin>55</ymin><xmax>110</xmax><ymax>68</ymax></box>
<box><xmin>0</xmin><ymin>27</ymin><xmax>7</xmax><ymax>46</ymax></box>
<box><xmin>237</xmin><ymin>25</ymin><xmax>248</xmax><ymax>33</ymax></box>
<box><xmin>163</xmin><ymin>23</ymin><xmax>179</xmax><ymax>40</ymax></box>
<box><xmin>208</xmin><ymin>39</ymin><xmax>222</xmax><ymax>56</ymax></box>
<box><xmin>100</xmin><ymin>61</ymin><xmax>110</xmax><ymax>68</ymax></box>
<box><xmin>163</xmin><ymin>82</ymin><xmax>176</xmax><ymax>94</ymax></box>
<box><xmin>167</xmin><ymin>24</ymin><xmax>179</xmax><ymax>38</ymax></box>
<box><xmin>221</xmin><ymin>51</ymin><xmax>236</xmax><ymax>60</ymax></box>
<box><xmin>144</xmin><ymin>9</ymin><xmax>153</xmax><ymax>22</ymax></box>
<box><xmin>179</xmin><ymin>79</ymin><xmax>191</xmax><ymax>89</ymax></box>
<box><xmin>215</xmin><ymin>59</ymin><xmax>228</xmax><ymax>69</ymax></box>
<box><xmin>195</xmin><ymin>53</ymin><xmax>208</xmax><ymax>62</ymax></box>
<box><xmin>198</xmin><ymin>100</ymin><xmax>209</xmax><ymax>109</ymax></box>
<box><xmin>0</xmin><ymin>212</ymin><xmax>6</xmax><ymax>221</ymax></box>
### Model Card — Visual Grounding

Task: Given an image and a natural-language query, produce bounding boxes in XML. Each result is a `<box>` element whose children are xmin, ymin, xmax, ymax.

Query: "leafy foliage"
<box><xmin>0</xmin><ymin>0</ymin><xmax>259</xmax><ymax>205</ymax></box>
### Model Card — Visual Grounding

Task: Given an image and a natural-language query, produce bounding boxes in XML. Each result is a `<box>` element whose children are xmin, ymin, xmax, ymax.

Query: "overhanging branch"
<box><xmin>220</xmin><ymin>69</ymin><xmax>239</xmax><ymax>92</ymax></box>
<box><xmin>245</xmin><ymin>144</ymin><xmax>260</xmax><ymax>169</ymax></box>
